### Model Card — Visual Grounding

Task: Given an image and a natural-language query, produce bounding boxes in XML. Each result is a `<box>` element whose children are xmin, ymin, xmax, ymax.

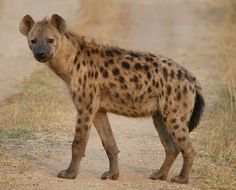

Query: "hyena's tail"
<box><xmin>188</xmin><ymin>87</ymin><xmax>205</xmax><ymax>132</ymax></box>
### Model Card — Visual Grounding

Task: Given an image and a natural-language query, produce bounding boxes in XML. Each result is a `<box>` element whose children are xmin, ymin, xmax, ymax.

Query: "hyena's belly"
<box><xmin>99</xmin><ymin>94</ymin><xmax>158</xmax><ymax>117</ymax></box>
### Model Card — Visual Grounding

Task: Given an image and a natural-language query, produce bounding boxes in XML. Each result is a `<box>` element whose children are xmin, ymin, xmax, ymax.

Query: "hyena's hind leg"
<box><xmin>93</xmin><ymin>111</ymin><xmax>120</xmax><ymax>180</ymax></box>
<box><xmin>168</xmin><ymin>120</ymin><xmax>196</xmax><ymax>184</ymax></box>
<box><xmin>150</xmin><ymin>112</ymin><xmax>179</xmax><ymax>181</ymax></box>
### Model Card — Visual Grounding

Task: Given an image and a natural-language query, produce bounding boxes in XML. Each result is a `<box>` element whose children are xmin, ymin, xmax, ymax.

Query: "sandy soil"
<box><xmin>0</xmin><ymin>0</ymin><xmax>226</xmax><ymax>189</ymax></box>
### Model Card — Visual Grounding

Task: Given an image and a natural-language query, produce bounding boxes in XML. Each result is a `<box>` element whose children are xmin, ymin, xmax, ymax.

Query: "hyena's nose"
<box><xmin>35</xmin><ymin>52</ymin><xmax>46</xmax><ymax>59</ymax></box>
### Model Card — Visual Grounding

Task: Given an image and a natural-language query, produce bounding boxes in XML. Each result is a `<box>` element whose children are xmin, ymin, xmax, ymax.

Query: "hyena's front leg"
<box><xmin>58</xmin><ymin>93</ymin><xmax>99</xmax><ymax>179</ymax></box>
<box><xmin>93</xmin><ymin>111</ymin><xmax>120</xmax><ymax>180</ymax></box>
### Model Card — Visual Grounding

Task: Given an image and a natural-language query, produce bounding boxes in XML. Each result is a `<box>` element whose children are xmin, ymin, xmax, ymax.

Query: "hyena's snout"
<box><xmin>33</xmin><ymin>43</ymin><xmax>52</xmax><ymax>63</ymax></box>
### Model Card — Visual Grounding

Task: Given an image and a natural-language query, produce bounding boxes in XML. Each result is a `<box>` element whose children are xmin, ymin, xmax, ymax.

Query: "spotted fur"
<box><xmin>20</xmin><ymin>14</ymin><xmax>204</xmax><ymax>184</ymax></box>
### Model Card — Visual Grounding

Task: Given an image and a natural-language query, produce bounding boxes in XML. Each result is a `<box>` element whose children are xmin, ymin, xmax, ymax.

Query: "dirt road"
<box><xmin>0</xmin><ymin>0</ymin><xmax>223</xmax><ymax>189</ymax></box>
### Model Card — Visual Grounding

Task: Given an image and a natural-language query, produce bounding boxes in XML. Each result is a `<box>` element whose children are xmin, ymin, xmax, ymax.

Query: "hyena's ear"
<box><xmin>50</xmin><ymin>14</ymin><xmax>67</xmax><ymax>33</ymax></box>
<box><xmin>19</xmin><ymin>15</ymin><xmax>35</xmax><ymax>36</ymax></box>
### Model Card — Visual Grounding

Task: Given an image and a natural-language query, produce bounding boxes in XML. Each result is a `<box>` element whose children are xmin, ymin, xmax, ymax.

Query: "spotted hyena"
<box><xmin>19</xmin><ymin>14</ymin><xmax>204</xmax><ymax>184</ymax></box>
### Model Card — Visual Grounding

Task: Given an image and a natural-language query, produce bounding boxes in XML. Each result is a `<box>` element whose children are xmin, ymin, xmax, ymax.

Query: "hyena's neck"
<box><xmin>47</xmin><ymin>31</ymin><xmax>100</xmax><ymax>84</ymax></box>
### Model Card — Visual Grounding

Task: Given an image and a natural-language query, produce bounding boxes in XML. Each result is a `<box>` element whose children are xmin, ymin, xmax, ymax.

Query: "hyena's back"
<box><xmin>96</xmin><ymin>47</ymin><xmax>198</xmax><ymax>119</ymax></box>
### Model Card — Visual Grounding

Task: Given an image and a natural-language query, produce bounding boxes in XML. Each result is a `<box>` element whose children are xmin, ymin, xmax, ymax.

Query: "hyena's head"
<box><xmin>19</xmin><ymin>14</ymin><xmax>66</xmax><ymax>63</ymax></box>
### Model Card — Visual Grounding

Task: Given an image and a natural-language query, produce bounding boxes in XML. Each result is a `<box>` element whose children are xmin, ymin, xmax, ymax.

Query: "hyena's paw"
<box><xmin>170</xmin><ymin>175</ymin><xmax>188</xmax><ymax>184</ymax></box>
<box><xmin>150</xmin><ymin>170</ymin><xmax>167</xmax><ymax>181</ymax></box>
<box><xmin>57</xmin><ymin>169</ymin><xmax>78</xmax><ymax>179</ymax></box>
<box><xmin>101</xmin><ymin>171</ymin><xmax>119</xmax><ymax>180</ymax></box>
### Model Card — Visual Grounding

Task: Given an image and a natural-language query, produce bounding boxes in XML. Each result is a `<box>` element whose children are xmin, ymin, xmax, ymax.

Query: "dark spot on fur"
<box><xmin>89</xmin><ymin>92</ymin><xmax>93</xmax><ymax>100</ymax></box>
<box><xmin>178</xmin><ymin>137</ymin><xmax>186</xmax><ymax>142</ymax></box>
<box><xmin>109</xmin><ymin>59</ymin><xmax>114</xmax><ymax>64</ymax></box>
<box><xmin>88</xmin><ymin>107</ymin><xmax>93</xmax><ymax>113</ymax></box>
<box><xmin>112</xmin><ymin>68</ymin><xmax>120</xmax><ymax>76</ymax></box>
<box><xmin>80</xmin><ymin>44</ymin><xmax>84</xmax><ymax>51</ymax></box>
<box><xmin>112</xmin><ymin>48</ymin><xmax>122</xmax><ymax>55</ymax></box>
<box><xmin>74</xmin><ymin>56</ymin><xmax>78</xmax><ymax>64</ymax></box>
<box><xmin>134</xmin><ymin>63</ymin><xmax>142</xmax><ymax>70</ymax></box>
<box><xmin>171</xmin><ymin>118</ymin><xmax>176</xmax><ymax>123</ymax></box>
<box><xmin>84</xmin><ymin>74</ymin><xmax>87</xmax><ymax>82</ymax></box>
<box><xmin>104</xmin><ymin>61</ymin><xmax>109</xmax><ymax>67</ymax></box>
<box><xmin>103</xmin><ymin>70</ymin><xmax>109</xmax><ymax>78</ymax></box>
<box><xmin>114</xmin><ymin>92</ymin><xmax>119</xmax><ymax>98</ymax></box>
<box><xmin>152</xmin><ymin>79</ymin><xmax>155</xmax><ymax>86</ymax></box>
<box><xmin>95</xmin><ymin>71</ymin><xmax>98</xmax><ymax>79</ymax></box>
<box><xmin>163</xmin><ymin>117</ymin><xmax>167</xmax><ymax>122</ymax></box>
<box><xmin>130</xmin><ymin>75</ymin><xmax>138</xmax><ymax>83</ymax></box>
<box><xmin>87</xmin><ymin>51</ymin><xmax>91</xmax><ymax>57</ymax></box>
<box><xmin>183</xmin><ymin>102</ymin><xmax>187</xmax><ymax>108</ymax></box>
<box><xmin>148</xmin><ymin>87</ymin><xmax>152</xmax><ymax>93</ymax></box>
<box><xmin>164</xmin><ymin>104</ymin><xmax>168</xmax><ymax>111</ymax></box>
<box><xmin>105</xmin><ymin>50</ymin><xmax>114</xmax><ymax>57</ymax></box>
<box><xmin>170</xmin><ymin>70</ymin><xmax>175</xmax><ymax>79</ymax></box>
<box><xmin>65</xmin><ymin>33</ymin><xmax>70</xmax><ymax>39</ymax></box>
<box><xmin>163</xmin><ymin>67</ymin><xmax>168</xmax><ymax>81</ymax></box>
<box><xmin>78</xmin><ymin>109</ymin><xmax>83</xmax><ymax>115</ymax></box>
<box><xmin>129</xmin><ymin>52</ymin><xmax>140</xmax><ymax>58</ymax></box>
<box><xmin>121</xmin><ymin>61</ymin><xmax>130</xmax><ymax>69</ymax></box>
<box><xmin>85</xmin><ymin>117</ymin><xmax>89</xmax><ymax>122</ymax></box>
<box><xmin>147</xmin><ymin>72</ymin><xmax>151</xmax><ymax>79</ymax></box>
<box><xmin>84</xmin><ymin>125</ymin><xmax>89</xmax><ymax>130</ymax></box>
<box><xmin>167</xmin><ymin>85</ymin><xmax>172</xmax><ymax>95</ymax></box>
<box><xmin>145</xmin><ymin>57</ymin><xmax>154</xmax><ymax>62</ymax></box>
<box><xmin>144</xmin><ymin>65</ymin><xmax>150</xmax><ymax>71</ymax></box>
<box><xmin>99</xmin><ymin>67</ymin><xmax>104</xmax><ymax>73</ymax></box>
<box><xmin>121</xmin><ymin>84</ymin><xmax>128</xmax><ymax>89</ymax></box>
<box><xmin>173</xmin><ymin>125</ymin><xmax>179</xmax><ymax>130</ymax></box>
<box><xmin>76</xmin><ymin>127</ymin><xmax>81</xmax><ymax>133</ymax></box>
<box><xmin>177</xmin><ymin>92</ymin><xmax>181</xmax><ymax>100</ymax></box>
<box><xmin>72</xmin><ymin>92</ymin><xmax>76</xmax><ymax>100</ymax></box>
<box><xmin>160</xmin><ymin>79</ymin><xmax>164</xmax><ymax>87</ymax></box>
<box><xmin>180</xmin><ymin>116</ymin><xmax>186</xmax><ymax>122</ymax></box>
<box><xmin>82</xmin><ymin>91</ymin><xmax>86</xmax><ymax>98</ymax></box>
<box><xmin>183</xmin><ymin>86</ymin><xmax>188</xmax><ymax>94</ymax></box>
<box><xmin>109</xmin><ymin>82</ymin><xmax>116</xmax><ymax>88</ymax></box>
<box><xmin>177</xmin><ymin>70</ymin><xmax>182</xmax><ymax>80</ymax></box>
<box><xmin>119</xmin><ymin>76</ymin><xmax>125</xmax><ymax>83</ymax></box>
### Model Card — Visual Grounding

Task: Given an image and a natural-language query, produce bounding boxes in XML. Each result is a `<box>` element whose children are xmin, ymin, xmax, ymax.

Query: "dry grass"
<box><xmin>0</xmin><ymin>68</ymin><xmax>73</xmax><ymax>188</ymax></box>
<box><xmin>194</xmin><ymin>1</ymin><xmax>236</xmax><ymax>189</ymax></box>
<box><xmin>0</xmin><ymin>68</ymin><xmax>73</xmax><ymax>132</ymax></box>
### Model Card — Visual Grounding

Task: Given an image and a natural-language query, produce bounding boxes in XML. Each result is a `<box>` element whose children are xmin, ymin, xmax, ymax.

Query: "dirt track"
<box><xmin>0</xmin><ymin>0</ymin><xmax>223</xmax><ymax>189</ymax></box>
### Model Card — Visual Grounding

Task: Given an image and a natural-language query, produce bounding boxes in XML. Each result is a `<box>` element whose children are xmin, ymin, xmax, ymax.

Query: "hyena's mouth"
<box><xmin>34</xmin><ymin>54</ymin><xmax>53</xmax><ymax>63</ymax></box>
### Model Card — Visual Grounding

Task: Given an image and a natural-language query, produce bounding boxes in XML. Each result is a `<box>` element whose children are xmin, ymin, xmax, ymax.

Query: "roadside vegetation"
<box><xmin>193</xmin><ymin>1</ymin><xmax>236</xmax><ymax>189</ymax></box>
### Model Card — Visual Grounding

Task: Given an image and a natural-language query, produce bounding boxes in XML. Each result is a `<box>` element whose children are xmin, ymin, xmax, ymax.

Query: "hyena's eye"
<box><xmin>47</xmin><ymin>38</ymin><xmax>54</xmax><ymax>44</ymax></box>
<box><xmin>31</xmin><ymin>38</ymin><xmax>37</xmax><ymax>44</ymax></box>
